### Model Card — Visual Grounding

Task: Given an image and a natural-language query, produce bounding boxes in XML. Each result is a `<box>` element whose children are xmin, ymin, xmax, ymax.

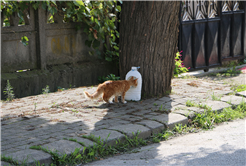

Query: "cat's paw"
<box><xmin>109</xmin><ymin>101</ymin><xmax>113</xmax><ymax>104</ymax></box>
<box><xmin>122</xmin><ymin>101</ymin><xmax>127</xmax><ymax>104</ymax></box>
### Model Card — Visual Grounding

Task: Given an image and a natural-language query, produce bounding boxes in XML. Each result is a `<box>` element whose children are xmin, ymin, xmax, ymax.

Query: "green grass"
<box><xmin>231</xmin><ymin>84</ymin><xmax>246</xmax><ymax>92</ymax></box>
<box><xmin>211</xmin><ymin>92</ymin><xmax>222</xmax><ymax>101</ymax></box>
<box><xmin>186</xmin><ymin>100</ymin><xmax>196</xmax><ymax>107</ymax></box>
<box><xmin>1</xmin><ymin>154</ymin><xmax>20</xmax><ymax>165</ymax></box>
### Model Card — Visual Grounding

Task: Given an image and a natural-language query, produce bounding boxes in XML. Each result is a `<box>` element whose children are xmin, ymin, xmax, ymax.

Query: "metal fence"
<box><xmin>178</xmin><ymin>1</ymin><xmax>245</xmax><ymax>71</ymax></box>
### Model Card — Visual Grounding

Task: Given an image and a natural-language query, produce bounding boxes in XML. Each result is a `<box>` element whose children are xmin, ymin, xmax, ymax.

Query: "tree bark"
<box><xmin>119</xmin><ymin>1</ymin><xmax>180</xmax><ymax>98</ymax></box>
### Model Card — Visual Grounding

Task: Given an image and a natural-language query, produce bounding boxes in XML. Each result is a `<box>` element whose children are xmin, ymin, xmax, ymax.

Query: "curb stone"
<box><xmin>108</xmin><ymin>124</ymin><xmax>152</xmax><ymax>139</ymax></box>
<box><xmin>199</xmin><ymin>100</ymin><xmax>232</xmax><ymax>112</ymax></box>
<box><xmin>149</xmin><ymin>113</ymin><xmax>188</xmax><ymax>130</ymax></box>
<box><xmin>4</xmin><ymin>149</ymin><xmax>52</xmax><ymax>166</ymax></box>
<box><xmin>236</xmin><ymin>91</ymin><xmax>246</xmax><ymax>97</ymax></box>
<box><xmin>136</xmin><ymin>120</ymin><xmax>165</xmax><ymax>135</ymax></box>
<box><xmin>89</xmin><ymin>129</ymin><xmax>126</xmax><ymax>146</ymax></box>
<box><xmin>41</xmin><ymin>140</ymin><xmax>84</xmax><ymax>156</ymax></box>
<box><xmin>220</xmin><ymin>95</ymin><xmax>246</xmax><ymax>106</ymax></box>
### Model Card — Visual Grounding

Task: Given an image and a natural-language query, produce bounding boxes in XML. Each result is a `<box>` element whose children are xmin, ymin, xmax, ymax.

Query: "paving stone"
<box><xmin>150</xmin><ymin>113</ymin><xmax>188</xmax><ymax>130</ymax></box>
<box><xmin>221</xmin><ymin>95</ymin><xmax>246</xmax><ymax>106</ymax></box>
<box><xmin>4</xmin><ymin>149</ymin><xmax>52</xmax><ymax>166</ymax></box>
<box><xmin>200</xmin><ymin>100</ymin><xmax>231</xmax><ymax>112</ymax></box>
<box><xmin>109</xmin><ymin>124</ymin><xmax>151</xmax><ymax>139</ymax></box>
<box><xmin>1</xmin><ymin>161</ymin><xmax>13</xmax><ymax>166</ymax></box>
<box><xmin>65</xmin><ymin>136</ymin><xmax>97</xmax><ymax>147</ymax></box>
<box><xmin>172</xmin><ymin>109</ymin><xmax>195</xmax><ymax>119</ymax></box>
<box><xmin>172</xmin><ymin>98</ymin><xmax>187</xmax><ymax>104</ymax></box>
<box><xmin>158</xmin><ymin>96</ymin><xmax>173</xmax><ymax>103</ymax></box>
<box><xmin>89</xmin><ymin>129</ymin><xmax>125</xmax><ymax>146</ymax></box>
<box><xmin>131</xmin><ymin>110</ymin><xmax>151</xmax><ymax>116</ymax></box>
<box><xmin>42</xmin><ymin>140</ymin><xmax>84</xmax><ymax>156</ymax></box>
<box><xmin>136</xmin><ymin>120</ymin><xmax>165</xmax><ymax>135</ymax></box>
<box><xmin>236</xmin><ymin>91</ymin><xmax>246</xmax><ymax>97</ymax></box>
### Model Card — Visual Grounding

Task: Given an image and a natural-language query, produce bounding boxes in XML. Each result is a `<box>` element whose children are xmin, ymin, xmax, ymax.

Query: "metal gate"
<box><xmin>178</xmin><ymin>1</ymin><xmax>246</xmax><ymax>71</ymax></box>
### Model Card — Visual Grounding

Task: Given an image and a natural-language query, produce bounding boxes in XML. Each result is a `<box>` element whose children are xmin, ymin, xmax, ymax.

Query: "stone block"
<box><xmin>136</xmin><ymin>120</ymin><xmax>165</xmax><ymax>135</ymax></box>
<box><xmin>89</xmin><ymin>129</ymin><xmax>125</xmax><ymax>146</ymax></box>
<box><xmin>236</xmin><ymin>91</ymin><xmax>246</xmax><ymax>98</ymax></box>
<box><xmin>42</xmin><ymin>140</ymin><xmax>84</xmax><ymax>156</ymax></box>
<box><xmin>1</xmin><ymin>161</ymin><xmax>12</xmax><ymax>166</ymax></box>
<box><xmin>221</xmin><ymin>95</ymin><xmax>245</xmax><ymax>106</ymax></box>
<box><xmin>150</xmin><ymin>113</ymin><xmax>188</xmax><ymax>130</ymax></box>
<box><xmin>172</xmin><ymin>109</ymin><xmax>195</xmax><ymax>119</ymax></box>
<box><xmin>65</xmin><ymin>136</ymin><xmax>97</xmax><ymax>147</ymax></box>
<box><xmin>200</xmin><ymin>100</ymin><xmax>231</xmax><ymax>112</ymax></box>
<box><xmin>4</xmin><ymin>149</ymin><xmax>52</xmax><ymax>166</ymax></box>
<box><xmin>109</xmin><ymin>124</ymin><xmax>151</xmax><ymax>139</ymax></box>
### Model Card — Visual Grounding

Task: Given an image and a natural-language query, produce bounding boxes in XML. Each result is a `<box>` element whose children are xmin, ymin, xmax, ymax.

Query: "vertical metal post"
<box><xmin>191</xmin><ymin>1</ymin><xmax>196</xmax><ymax>69</ymax></box>
<box><xmin>243</xmin><ymin>1</ymin><xmax>246</xmax><ymax>56</ymax></box>
<box><xmin>178</xmin><ymin>1</ymin><xmax>182</xmax><ymax>53</ymax></box>
<box><xmin>0</xmin><ymin>12</ymin><xmax>4</xmax><ymax>74</ymax></box>
<box><xmin>218</xmin><ymin>1</ymin><xmax>222</xmax><ymax>65</ymax></box>
<box><xmin>230</xmin><ymin>1</ymin><xmax>234</xmax><ymax>58</ymax></box>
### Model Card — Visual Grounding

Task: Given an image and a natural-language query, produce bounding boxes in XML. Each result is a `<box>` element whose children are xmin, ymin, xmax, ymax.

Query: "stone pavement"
<box><xmin>1</xmin><ymin>74</ymin><xmax>246</xmax><ymax>166</ymax></box>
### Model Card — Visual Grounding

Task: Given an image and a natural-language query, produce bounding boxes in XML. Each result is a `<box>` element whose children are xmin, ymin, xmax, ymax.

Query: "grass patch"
<box><xmin>1</xmin><ymin>154</ymin><xmax>21</xmax><ymax>165</ymax></box>
<box><xmin>211</xmin><ymin>92</ymin><xmax>222</xmax><ymax>101</ymax></box>
<box><xmin>231</xmin><ymin>84</ymin><xmax>246</xmax><ymax>93</ymax></box>
<box><xmin>186</xmin><ymin>100</ymin><xmax>196</xmax><ymax>107</ymax></box>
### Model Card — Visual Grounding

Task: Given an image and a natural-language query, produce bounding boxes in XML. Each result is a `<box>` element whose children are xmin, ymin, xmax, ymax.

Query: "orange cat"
<box><xmin>84</xmin><ymin>77</ymin><xmax>138</xmax><ymax>103</ymax></box>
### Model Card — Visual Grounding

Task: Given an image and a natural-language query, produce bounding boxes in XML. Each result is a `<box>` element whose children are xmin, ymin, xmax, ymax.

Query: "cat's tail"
<box><xmin>84</xmin><ymin>85</ymin><xmax>104</xmax><ymax>99</ymax></box>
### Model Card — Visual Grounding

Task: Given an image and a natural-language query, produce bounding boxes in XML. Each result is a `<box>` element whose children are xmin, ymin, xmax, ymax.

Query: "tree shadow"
<box><xmin>1</xmin><ymin>90</ymin><xmax>178</xmax><ymax>165</ymax></box>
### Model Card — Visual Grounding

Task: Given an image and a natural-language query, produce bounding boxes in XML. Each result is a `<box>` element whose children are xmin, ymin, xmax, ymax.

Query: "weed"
<box><xmin>1</xmin><ymin>154</ymin><xmax>19</xmax><ymax>165</ymax></box>
<box><xmin>98</xmin><ymin>74</ymin><xmax>120</xmax><ymax>83</ymax></box>
<box><xmin>186</xmin><ymin>100</ymin><xmax>196</xmax><ymax>107</ymax></box>
<box><xmin>192</xmin><ymin>101</ymin><xmax>246</xmax><ymax>130</ymax></box>
<box><xmin>231</xmin><ymin>84</ymin><xmax>246</xmax><ymax>92</ymax></box>
<box><xmin>211</xmin><ymin>93</ymin><xmax>222</xmax><ymax>101</ymax></box>
<box><xmin>198</xmin><ymin>104</ymin><xmax>211</xmax><ymax>110</ymax></box>
<box><xmin>34</xmin><ymin>102</ymin><xmax>37</xmax><ymax>115</ymax></box>
<box><xmin>224</xmin><ymin>66</ymin><xmax>242</xmax><ymax>76</ymax></box>
<box><xmin>3</xmin><ymin>80</ymin><xmax>15</xmax><ymax>101</ymax></box>
<box><xmin>153</xmin><ymin>103</ymin><xmax>158</xmax><ymax>106</ymax></box>
<box><xmin>30</xmin><ymin>145</ymin><xmax>84</xmax><ymax>166</ymax></box>
<box><xmin>174</xmin><ymin>51</ymin><xmax>190</xmax><ymax>77</ymax></box>
<box><xmin>42</xmin><ymin>85</ymin><xmax>50</xmax><ymax>95</ymax></box>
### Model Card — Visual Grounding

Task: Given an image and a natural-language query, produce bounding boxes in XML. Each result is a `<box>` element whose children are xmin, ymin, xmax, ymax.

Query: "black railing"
<box><xmin>178</xmin><ymin>1</ymin><xmax>245</xmax><ymax>71</ymax></box>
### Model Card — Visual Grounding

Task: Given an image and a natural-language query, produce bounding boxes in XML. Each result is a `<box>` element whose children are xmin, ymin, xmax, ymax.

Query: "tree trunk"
<box><xmin>119</xmin><ymin>1</ymin><xmax>180</xmax><ymax>98</ymax></box>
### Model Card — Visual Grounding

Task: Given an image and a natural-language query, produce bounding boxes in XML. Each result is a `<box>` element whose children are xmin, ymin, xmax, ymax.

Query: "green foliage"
<box><xmin>98</xmin><ymin>74</ymin><xmax>120</xmax><ymax>83</ymax></box>
<box><xmin>211</xmin><ymin>92</ymin><xmax>222</xmax><ymax>101</ymax></box>
<box><xmin>223</xmin><ymin>66</ymin><xmax>242</xmax><ymax>76</ymax></box>
<box><xmin>3</xmin><ymin>80</ymin><xmax>15</xmax><ymax>101</ymax></box>
<box><xmin>174</xmin><ymin>51</ymin><xmax>190</xmax><ymax>77</ymax></box>
<box><xmin>1</xmin><ymin>154</ymin><xmax>20</xmax><ymax>165</ymax></box>
<box><xmin>1</xmin><ymin>1</ymin><xmax>121</xmax><ymax>63</ymax></box>
<box><xmin>186</xmin><ymin>100</ymin><xmax>195</xmax><ymax>107</ymax></box>
<box><xmin>42</xmin><ymin>85</ymin><xmax>50</xmax><ymax>95</ymax></box>
<box><xmin>20</xmin><ymin>36</ymin><xmax>29</xmax><ymax>46</ymax></box>
<box><xmin>231</xmin><ymin>84</ymin><xmax>246</xmax><ymax>92</ymax></box>
<box><xmin>30</xmin><ymin>145</ymin><xmax>84</xmax><ymax>166</ymax></box>
<box><xmin>192</xmin><ymin>101</ymin><xmax>246</xmax><ymax>130</ymax></box>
